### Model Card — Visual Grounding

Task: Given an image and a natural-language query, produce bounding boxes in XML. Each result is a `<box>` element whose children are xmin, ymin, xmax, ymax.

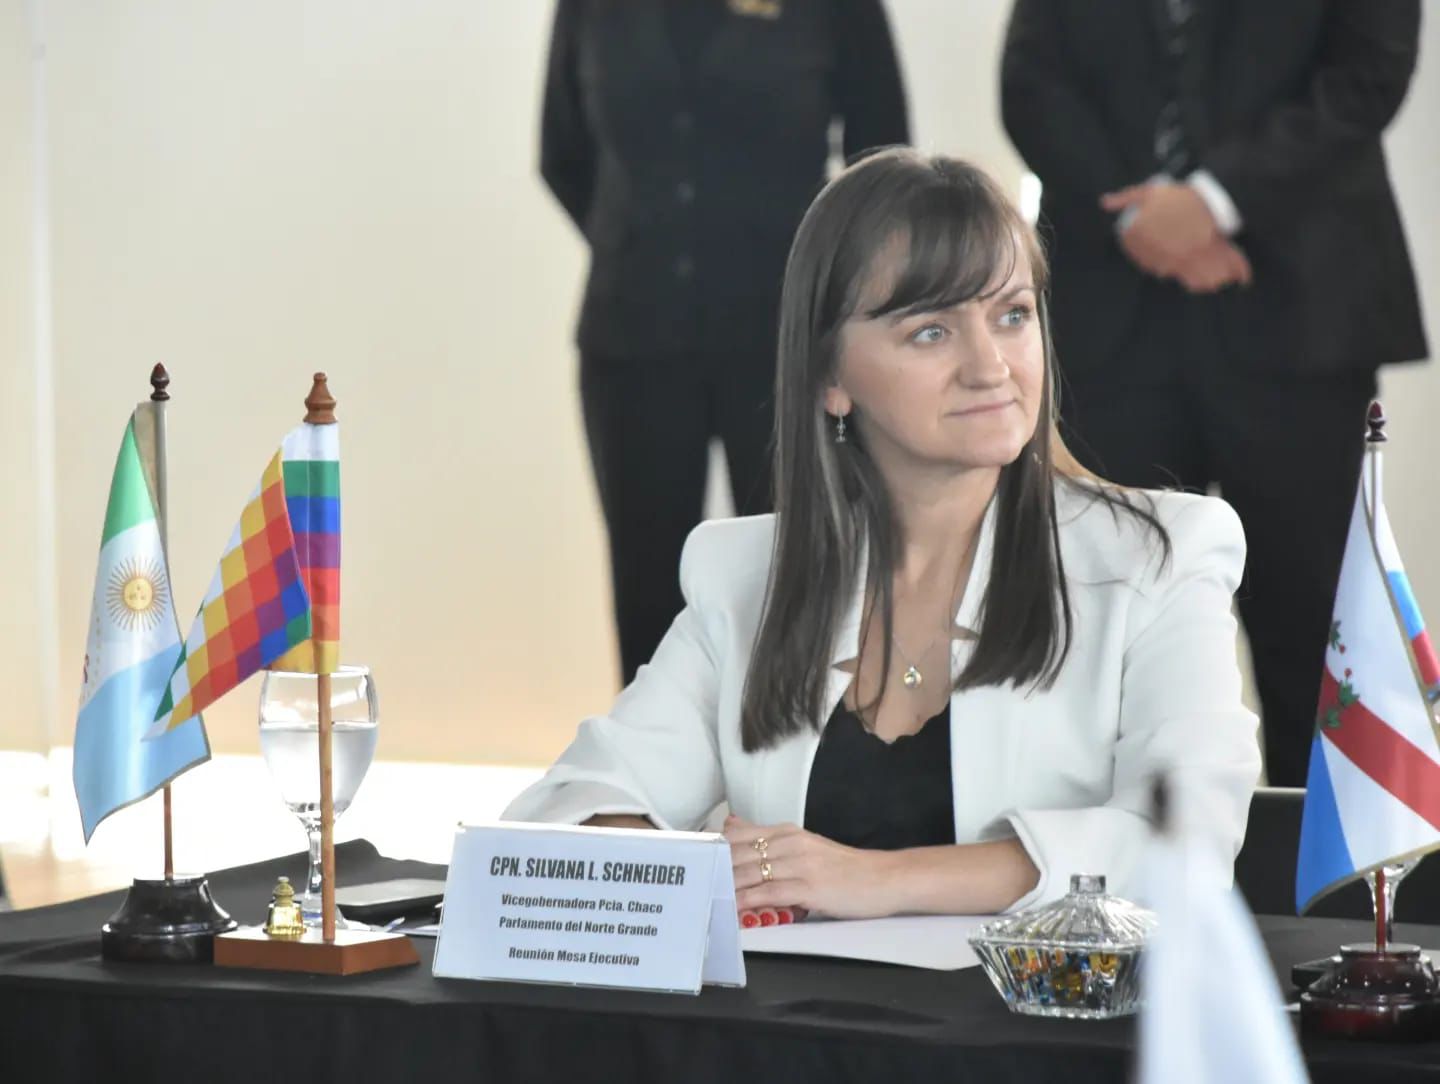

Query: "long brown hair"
<box><xmin>739</xmin><ymin>150</ymin><xmax>1168</xmax><ymax>751</ymax></box>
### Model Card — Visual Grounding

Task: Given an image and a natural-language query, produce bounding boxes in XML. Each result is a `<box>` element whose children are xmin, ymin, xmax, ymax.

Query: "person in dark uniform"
<box><xmin>1001</xmin><ymin>0</ymin><xmax>1428</xmax><ymax>785</ymax></box>
<box><xmin>541</xmin><ymin>0</ymin><xmax>909</xmax><ymax>683</ymax></box>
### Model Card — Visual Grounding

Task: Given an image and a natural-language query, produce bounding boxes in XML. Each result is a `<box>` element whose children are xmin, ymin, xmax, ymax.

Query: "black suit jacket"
<box><xmin>541</xmin><ymin>0</ymin><xmax>908</xmax><ymax>363</ymax></box>
<box><xmin>1001</xmin><ymin>0</ymin><xmax>1428</xmax><ymax>379</ymax></box>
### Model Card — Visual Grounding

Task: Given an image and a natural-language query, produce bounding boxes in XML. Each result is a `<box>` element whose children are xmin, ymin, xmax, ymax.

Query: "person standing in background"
<box><xmin>541</xmin><ymin>0</ymin><xmax>909</xmax><ymax>684</ymax></box>
<box><xmin>1001</xmin><ymin>0</ymin><xmax>1427</xmax><ymax>785</ymax></box>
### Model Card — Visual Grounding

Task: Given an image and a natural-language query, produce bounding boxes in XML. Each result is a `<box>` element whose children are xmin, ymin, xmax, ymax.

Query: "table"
<box><xmin>3</xmin><ymin>842</ymin><xmax>1440</xmax><ymax>1084</ymax></box>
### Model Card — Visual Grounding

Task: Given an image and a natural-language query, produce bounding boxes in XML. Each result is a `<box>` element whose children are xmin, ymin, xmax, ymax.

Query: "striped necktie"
<box><xmin>1153</xmin><ymin>0</ymin><xmax>1195</xmax><ymax>176</ymax></box>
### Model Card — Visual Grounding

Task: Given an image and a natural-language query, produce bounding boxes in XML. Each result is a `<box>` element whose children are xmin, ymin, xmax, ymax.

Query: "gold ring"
<box><xmin>752</xmin><ymin>837</ymin><xmax>768</xmax><ymax>852</ymax></box>
<box><xmin>760</xmin><ymin>861</ymin><xmax>773</xmax><ymax>883</ymax></box>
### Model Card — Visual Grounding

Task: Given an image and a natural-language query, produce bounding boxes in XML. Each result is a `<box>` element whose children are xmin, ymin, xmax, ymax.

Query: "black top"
<box><xmin>1000</xmin><ymin>0</ymin><xmax>1426</xmax><ymax>378</ymax></box>
<box><xmin>803</xmin><ymin>701</ymin><xmax>957</xmax><ymax>851</ymax></box>
<box><xmin>541</xmin><ymin>0</ymin><xmax>910</xmax><ymax>362</ymax></box>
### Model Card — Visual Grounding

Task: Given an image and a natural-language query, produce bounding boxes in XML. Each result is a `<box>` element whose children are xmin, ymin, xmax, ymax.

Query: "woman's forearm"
<box><xmin>876</xmin><ymin>838</ymin><xmax>1040</xmax><ymax>915</ymax></box>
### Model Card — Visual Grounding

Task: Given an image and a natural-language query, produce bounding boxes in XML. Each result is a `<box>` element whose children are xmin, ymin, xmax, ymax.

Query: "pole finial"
<box><xmin>1150</xmin><ymin>772</ymin><xmax>1172</xmax><ymax>837</ymax></box>
<box><xmin>304</xmin><ymin>372</ymin><xmax>337</xmax><ymax>425</ymax></box>
<box><xmin>149</xmin><ymin>363</ymin><xmax>171</xmax><ymax>402</ymax></box>
<box><xmin>1367</xmin><ymin>401</ymin><xmax>1388</xmax><ymax>444</ymax></box>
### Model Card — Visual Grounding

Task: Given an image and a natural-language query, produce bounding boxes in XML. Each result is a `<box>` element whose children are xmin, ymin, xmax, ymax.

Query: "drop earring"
<box><xmin>834</xmin><ymin>413</ymin><xmax>848</xmax><ymax>444</ymax></box>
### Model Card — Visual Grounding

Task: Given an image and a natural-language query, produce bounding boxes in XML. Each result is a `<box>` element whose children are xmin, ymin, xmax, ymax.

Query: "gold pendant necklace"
<box><xmin>891</xmin><ymin>551</ymin><xmax>972</xmax><ymax>692</ymax></box>
<box><xmin>892</xmin><ymin>633</ymin><xmax>936</xmax><ymax>691</ymax></box>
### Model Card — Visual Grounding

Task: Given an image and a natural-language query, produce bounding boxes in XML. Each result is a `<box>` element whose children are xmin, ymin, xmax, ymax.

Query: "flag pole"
<box><xmin>1364</xmin><ymin>402</ymin><xmax>1389</xmax><ymax>952</ymax></box>
<box><xmin>149</xmin><ymin>363</ymin><xmax>175</xmax><ymax>882</ymax></box>
<box><xmin>302</xmin><ymin>374</ymin><xmax>338</xmax><ymax>943</ymax></box>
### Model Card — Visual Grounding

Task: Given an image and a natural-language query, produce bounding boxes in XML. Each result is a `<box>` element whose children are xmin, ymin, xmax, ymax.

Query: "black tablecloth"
<box><xmin>4</xmin><ymin>842</ymin><xmax>1440</xmax><ymax>1084</ymax></box>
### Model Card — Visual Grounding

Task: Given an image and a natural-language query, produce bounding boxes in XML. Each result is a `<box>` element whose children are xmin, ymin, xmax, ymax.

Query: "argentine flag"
<box><xmin>1296</xmin><ymin>446</ymin><xmax>1440</xmax><ymax>912</ymax></box>
<box><xmin>73</xmin><ymin>405</ymin><xmax>209</xmax><ymax>841</ymax></box>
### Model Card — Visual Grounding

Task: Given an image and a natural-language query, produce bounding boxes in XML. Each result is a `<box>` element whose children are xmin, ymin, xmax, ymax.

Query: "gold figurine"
<box><xmin>264</xmin><ymin>876</ymin><xmax>306</xmax><ymax>939</ymax></box>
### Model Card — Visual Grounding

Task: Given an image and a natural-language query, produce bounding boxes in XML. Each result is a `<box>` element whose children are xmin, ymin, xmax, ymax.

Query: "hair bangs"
<box><xmin>856</xmin><ymin>178</ymin><xmax>1030</xmax><ymax>322</ymax></box>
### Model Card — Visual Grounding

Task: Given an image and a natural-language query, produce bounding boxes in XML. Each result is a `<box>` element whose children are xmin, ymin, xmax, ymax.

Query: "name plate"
<box><xmin>433</xmin><ymin>822</ymin><xmax>746</xmax><ymax>994</ymax></box>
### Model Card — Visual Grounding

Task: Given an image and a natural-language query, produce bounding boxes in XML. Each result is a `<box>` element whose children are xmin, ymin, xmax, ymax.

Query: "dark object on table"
<box><xmin>1293</xmin><ymin>946</ymin><xmax>1440</xmax><ymax>991</ymax></box>
<box><xmin>335</xmin><ymin>878</ymin><xmax>446</xmax><ymax>924</ymax></box>
<box><xmin>1293</xmin><ymin>953</ymin><xmax>1341</xmax><ymax>991</ymax></box>
<box><xmin>100</xmin><ymin>875</ymin><xmax>238</xmax><ymax>964</ymax></box>
<box><xmin>1299</xmin><ymin>944</ymin><xmax>1440</xmax><ymax>1041</ymax></box>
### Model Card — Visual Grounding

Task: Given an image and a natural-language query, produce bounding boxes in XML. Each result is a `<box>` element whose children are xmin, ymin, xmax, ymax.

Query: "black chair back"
<box><xmin>1235</xmin><ymin>786</ymin><xmax>1440</xmax><ymax>922</ymax></box>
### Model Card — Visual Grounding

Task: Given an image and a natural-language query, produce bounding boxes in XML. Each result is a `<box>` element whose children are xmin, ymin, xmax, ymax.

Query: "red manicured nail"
<box><xmin>776</xmin><ymin>907</ymin><xmax>794</xmax><ymax>925</ymax></box>
<box><xmin>740</xmin><ymin>911</ymin><xmax>760</xmax><ymax>929</ymax></box>
<box><xmin>758</xmin><ymin>909</ymin><xmax>778</xmax><ymax>927</ymax></box>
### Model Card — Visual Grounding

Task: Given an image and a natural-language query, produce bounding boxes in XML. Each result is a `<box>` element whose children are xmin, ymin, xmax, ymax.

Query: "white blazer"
<box><xmin>503</xmin><ymin>483</ymin><xmax>1262</xmax><ymax>911</ymax></box>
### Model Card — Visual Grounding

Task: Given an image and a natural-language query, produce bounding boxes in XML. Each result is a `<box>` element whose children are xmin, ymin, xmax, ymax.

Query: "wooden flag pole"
<box><xmin>150</xmin><ymin>363</ymin><xmax>175</xmax><ymax>882</ymax></box>
<box><xmin>318</xmin><ymin>669</ymin><xmax>335</xmax><ymax>942</ymax></box>
<box><xmin>303</xmin><ymin>374</ymin><xmax>339</xmax><ymax>943</ymax></box>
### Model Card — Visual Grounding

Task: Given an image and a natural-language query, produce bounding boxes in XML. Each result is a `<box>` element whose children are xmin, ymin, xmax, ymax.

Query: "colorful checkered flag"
<box><xmin>146</xmin><ymin>384</ymin><xmax>340</xmax><ymax>737</ymax></box>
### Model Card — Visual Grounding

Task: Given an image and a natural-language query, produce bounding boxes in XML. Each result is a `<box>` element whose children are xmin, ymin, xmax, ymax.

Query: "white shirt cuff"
<box><xmin>1187</xmin><ymin>169</ymin><xmax>1243</xmax><ymax>235</ymax></box>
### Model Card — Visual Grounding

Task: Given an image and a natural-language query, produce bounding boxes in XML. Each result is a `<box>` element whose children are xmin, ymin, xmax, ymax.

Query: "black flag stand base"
<box><xmin>100</xmin><ymin>875</ymin><xmax>238</xmax><ymax>964</ymax></box>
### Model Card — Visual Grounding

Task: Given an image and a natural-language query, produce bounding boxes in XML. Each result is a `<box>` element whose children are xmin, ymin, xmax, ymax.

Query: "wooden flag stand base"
<box><xmin>214</xmin><ymin>375</ymin><xmax>418</xmax><ymax>980</ymax></box>
<box><xmin>215</xmin><ymin>925</ymin><xmax>418</xmax><ymax>977</ymax></box>
<box><xmin>1300</xmin><ymin>867</ymin><xmax>1440</xmax><ymax>1041</ymax></box>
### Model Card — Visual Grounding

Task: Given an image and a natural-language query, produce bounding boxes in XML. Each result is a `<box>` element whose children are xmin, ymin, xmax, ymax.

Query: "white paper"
<box><xmin>740</xmin><ymin>914</ymin><xmax>995</xmax><ymax>971</ymax></box>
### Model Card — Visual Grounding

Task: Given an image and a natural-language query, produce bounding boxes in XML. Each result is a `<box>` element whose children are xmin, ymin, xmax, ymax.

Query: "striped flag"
<box><xmin>74</xmin><ymin>405</ymin><xmax>210</xmax><ymax>839</ymax></box>
<box><xmin>1295</xmin><ymin>445</ymin><xmax>1440</xmax><ymax>912</ymax></box>
<box><xmin>147</xmin><ymin>421</ymin><xmax>340</xmax><ymax>737</ymax></box>
<box><xmin>268</xmin><ymin>423</ymin><xmax>341</xmax><ymax>674</ymax></box>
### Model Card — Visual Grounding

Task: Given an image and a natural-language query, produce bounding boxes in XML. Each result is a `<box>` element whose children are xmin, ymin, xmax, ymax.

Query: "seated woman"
<box><xmin>504</xmin><ymin>150</ymin><xmax>1260</xmax><ymax>918</ymax></box>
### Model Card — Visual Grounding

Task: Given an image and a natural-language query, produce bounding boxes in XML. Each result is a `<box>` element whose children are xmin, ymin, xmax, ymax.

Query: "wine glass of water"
<box><xmin>259</xmin><ymin>666</ymin><xmax>379</xmax><ymax>928</ymax></box>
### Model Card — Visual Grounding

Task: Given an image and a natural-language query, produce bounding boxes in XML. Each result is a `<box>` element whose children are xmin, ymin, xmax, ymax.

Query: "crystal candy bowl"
<box><xmin>968</xmin><ymin>874</ymin><xmax>1157</xmax><ymax>1019</ymax></box>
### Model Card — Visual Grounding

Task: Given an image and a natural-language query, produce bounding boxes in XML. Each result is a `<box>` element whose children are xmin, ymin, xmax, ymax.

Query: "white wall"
<box><xmin>2</xmin><ymin>2</ymin><xmax>1436</xmax><ymax>769</ymax></box>
<box><xmin>1380</xmin><ymin>8</ymin><xmax>1440</xmax><ymax>620</ymax></box>
<box><xmin>0</xmin><ymin>1</ymin><xmax>47</xmax><ymax>757</ymax></box>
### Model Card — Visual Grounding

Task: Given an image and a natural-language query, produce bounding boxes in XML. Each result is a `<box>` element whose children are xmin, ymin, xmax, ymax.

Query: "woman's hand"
<box><xmin>724</xmin><ymin>815</ymin><xmax>897</xmax><ymax>918</ymax></box>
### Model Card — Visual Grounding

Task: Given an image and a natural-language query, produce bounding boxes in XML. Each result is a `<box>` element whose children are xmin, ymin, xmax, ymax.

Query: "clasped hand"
<box><xmin>725</xmin><ymin>814</ymin><xmax>894</xmax><ymax>919</ymax></box>
<box><xmin>1100</xmin><ymin>182</ymin><xmax>1252</xmax><ymax>294</ymax></box>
